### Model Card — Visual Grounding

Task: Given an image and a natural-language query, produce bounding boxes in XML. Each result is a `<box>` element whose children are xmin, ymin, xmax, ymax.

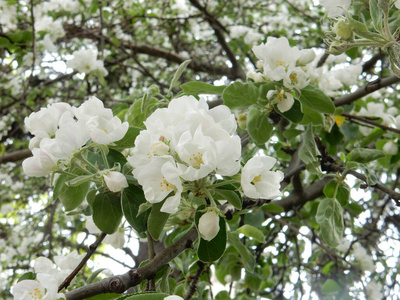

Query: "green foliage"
<box><xmin>316</xmin><ymin>198</ymin><xmax>344</xmax><ymax>247</ymax></box>
<box><xmin>299</xmin><ymin>85</ymin><xmax>335</xmax><ymax>114</ymax></box>
<box><xmin>148</xmin><ymin>201</ymin><xmax>170</xmax><ymax>240</ymax></box>
<box><xmin>195</xmin><ymin>209</ymin><xmax>227</xmax><ymax>262</ymax></box>
<box><xmin>53</xmin><ymin>173</ymin><xmax>91</xmax><ymax>211</ymax></box>
<box><xmin>92</xmin><ymin>193</ymin><xmax>123</xmax><ymax>234</ymax></box>
<box><xmin>246</xmin><ymin>106</ymin><xmax>273</xmax><ymax>145</ymax></box>
<box><xmin>222</xmin><ymin>82</ymin><xmax>259</xmax><ymax>109</ymax></box>
<box><xmin>121</xmin><ymin>184</ymin><xmax>148</xmax><ymax>234</ymax></box>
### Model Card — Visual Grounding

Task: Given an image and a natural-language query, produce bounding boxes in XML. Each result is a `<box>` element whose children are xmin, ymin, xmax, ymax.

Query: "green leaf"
<box><xmin>121</xmin><ymin>185</ymin><xmax>148</xmax><ymax>234</ymax></box>
<box><xmin>299</xmin><ymin>85</ymin><xmax>335</xmax><ymax>114</ymax></box>
<box><xmin>180</xmin><ymin>81</ymin><xmax>226</xmax><ymax>96</ymax></box>
<box><xmin>262</xmin><ymin>202</ymin><xmax>284</xmax><ymax>214</ymax></box>
<box><xmin>127</xmin><ymin>98</ymin><xmax>161</xmax><ymax>128</ymax></box>
<box><xmin>322</xmin><ymin>262</ymin><xmax>335</xmax><ymax>275</ymax></box>
<box><xmin>92</xmin><ymin>193</ymin><xmax>123</xmax><ymax>234</ymax></box>
<box><xmin>299</xmin><ymin>105</ymin><xmax>324</xmax><ymax>126</ymax></box>
<box><xmin>321</xmin><ymin>279</ymin><xmax>341</xmax><ymax>294</ymax></box>
<box><xmin>316</xmin><ymin>198</ymin><xmax>344</xmax><ymax>247</ymax></box>
<box><xmin>214</xmin><ymin>189</ymin><xmax>242</xmax><ymax>209</ymax></box>
<box><xmin>336</xmin><ymin>183</ymin><xmax>350</xmax><ymax>207</ymax></box>
<box><xmin>53</xmin><ymin>174</ymin><xmax>90</xmax><ymax>211</ymax></box>
<box><xmin>148</xmin><ymin>201</ymin><xmax>170</xmax><ymax>240</ymax></box>
<box><xmin>346</xmin><ymin>202</ymin><xmax>363</xmax><ymax>216</ymax></box>
<box><xmin>222</xmin><ymin>82</ymin><xmax>259</xmax><ymax>109</ymax></box>
<box><xmin>216</xmin><ymin>291</ymin><xmax>231</xmax><ymax>300</ymax></box>
<box><xmin>244</xmin><ymin>271</ymin><xmax>261</xmax><ymax>291</ymax></box>
<box><xmin>370</xmin><ymin>0</ymin><xmax>383</xmax><ymax>32</ymax></box>
<box><xmin>348</xmin><ymin>148</ymin><xmax>386</xmax><ymax>164</ymax></box>
<box><xmin>168</xmin><ymin>59</ymin><xmax>191</xmax><ymax>94</ymax></box>
<box><xmin>112</xmin><ymin>127</ymin><xmax>141</xmax><ymax>150</ymax></box>
<box><xmin>196</xmin><ymin>210</ymin><xmax>227</xmax><ymax>262</ymax></box>
<box><xmin>17</xmin><ymin>272</ymin><xmax>36</xmax><ymax>282</ymax></box>
<box><xmin>227</xmin><ymin>232</ymin><xmax>255</xmax><ymax>273</ymax></box>
<box><xmin>247</xmin><ymin>106</ymin><xmax>273</xmax><ymax>145</ymax></box>
<box><xmin>298</xmin><ymin>124</ymin><xmax>321</xmax><ymax>171</ymax></box>
<box><xmin>237</xmin><ymin>224</ymin><xmax>265</xmax><ymax>243</ymax></box>
<box><xmin>115</xmin><ymin>292</ymin><xmax>169</xmax><ymax>300</ymax></box>
<box><xmin>85</xmin><ymin>294</ymin><xmax>122</xmax><ymax>300</ymax></box>
<box><xmin>323</xmin><ymin>180</ymin><xmax>336</xmax><ymax>199</ymax></box>
<box><xmin>86</xmin><ymin>268</ymin><xmax>108</xmax><ymax>284</ymax></box>
<box><xmin>275</xmin><ymin>99</ymin><xmax>304</xmax><ymax>123</ymax></box>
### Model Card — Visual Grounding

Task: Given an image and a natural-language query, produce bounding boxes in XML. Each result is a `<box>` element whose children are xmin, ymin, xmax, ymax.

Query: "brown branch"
<box><xmin>59</xmin><ymin>233</ymin><xmax>107</xmax><ymax>292</ymax></box>
<box><xmin>333</xmin><ymin>75</ymin><xmax>400</xmax><ymax>107</ymax></box>
<box><xmin>185</xmin><ymin>261</ymin><xmax>205</xmax><ymax>300</ymax></box>
<box><xmin>0</xmin><ymin>149</ymin><xmax>32</xmax><ymax>164</ymax></box>
<box><xmin>65</xmin><ymin>227</ymin><xmax>198</xmax><ymax>300</ymax></box>
<box><xmin>188</xmin><ymin>0</ymin><xmax>246</xmax><ymax>80</ymax></box>
<box><xmin>342</xmin><ymin>112</ymin><xmax>400</xmax><ymax>134</ymax></box>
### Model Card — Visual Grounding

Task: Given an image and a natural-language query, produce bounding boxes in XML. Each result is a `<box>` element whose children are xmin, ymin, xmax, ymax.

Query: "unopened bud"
<box><xmin>198</xmin><ymin>211</ymin><xmax>220</xmax><ymax>241</ymax></box>
<box><xmin>334</xmin><ymin>18</ymin><xmax>353</xmax><ymax>40</ymax></box>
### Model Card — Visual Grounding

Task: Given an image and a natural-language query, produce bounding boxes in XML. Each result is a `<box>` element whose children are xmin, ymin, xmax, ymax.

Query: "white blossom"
<box><xmin>366</xmin><ymin>280</ymin><xmax>383</xmax><ymax>299</ymax></box>
<box><xmin>67</xmin><ymin>49</ymin><xmax>108</xmax><ymax>76</ymax></box>
<box><xmin>22</xmin><ymin>148</ymin><xmax>57</xmax><ymax>177</ymax></box>
<box><xmin>241</xmin><ymin>156</ymin><xmax>284</xmax><ymax>199</ymax></box>
<box><xmin>252</xmin><ymin>37</ymin><xmax>300</xmax><ymax>82</ymax></box>
<box><xmin>320</xmin><ymin>0</ymin><xmax>351</xmax><ymax>17</ymax></box>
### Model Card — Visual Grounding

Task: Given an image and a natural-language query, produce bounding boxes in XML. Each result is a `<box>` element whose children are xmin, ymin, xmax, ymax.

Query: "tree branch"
<box><xmin>333</xmin><ymin>75</ymin><xmax>400</xmax><ymax>107</ymax></box>
<box><xmin>188</xmin><ymin>0</ymin><xmax>246</xmax><ymax>80</ymax></box>
<box><xmin>0</xmin><ymin>149</ymin><xmax>32</xmax><ymax>164</ymax></box>
<box><xmin>65</xmin><ymin>227</ymin><xmax>198</xmax><ymax>300</ymax></box>
<box><xmin>59</xmin><ymin>233</ymin><xmax>107</xmax><ymax>292</ymax></box>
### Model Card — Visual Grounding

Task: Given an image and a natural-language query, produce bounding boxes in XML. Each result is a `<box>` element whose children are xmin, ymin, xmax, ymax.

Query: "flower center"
<box><xmin>160</xmin><ymin>176</ymin><xmax>175</xmax><ymax>192</ymax></box>
<box><xmin>275</xmin><ymin>60</ymin><xmax>286</xmax><ymax>67</ymax></box>
<box><xmin>251</xmin><ymin>174</ymin><xmax>262</xmax><ymax>185</ymax></box>
<box><xmin>189</xmin><ymin>152</ymin><xmax>204</xmax><ymax>168</ymax></box>
<box><xmin>290</xmin><ymin>73</ymin><xmax>297</xmax><ymax>83</ymax></box>
<box><xmin>29</xmin><ymin>288</ymin><xmax>43</xmax><ymax>299</ymax></box>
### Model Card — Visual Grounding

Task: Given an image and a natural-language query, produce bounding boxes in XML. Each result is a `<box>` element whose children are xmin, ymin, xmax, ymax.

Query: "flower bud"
<box><xmin>150</xmin><ymin>141</ymin><xmax>170</xmax><ymax>156</ymax></box>
<box><xmin>383</xmin><ymin>141</ymin><xmax>398</xmax><ymax>156</ymax></box>
<box><xmin>333</xmin><ymin>18</ymin><xmax>353</xmax><ymax>40</ymax></box>
<box><xmin>198</xmin><ymin>211</ymin><xmax>220</xmax><ymax>241</ymax></box>
<box><xmin>297</xmin><ymin>49</ymin><xmax>316</xmax><ymax>66</ymax></box>
<box><xmin>103</xmin><ymin>171</ymin><xmax>128</xmax><ymax>192</ymax></box>
<box><xmin>237</xmin><ymin>114</ymin><xmax>247</xmax><ymax>130</ymax></box>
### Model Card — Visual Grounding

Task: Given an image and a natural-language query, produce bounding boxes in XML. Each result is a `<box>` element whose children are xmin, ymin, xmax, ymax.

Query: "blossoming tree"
<box><xmin>1</xmin><ymin>0</ymin><xmax>400</xmax><ymax>299</ymax></box>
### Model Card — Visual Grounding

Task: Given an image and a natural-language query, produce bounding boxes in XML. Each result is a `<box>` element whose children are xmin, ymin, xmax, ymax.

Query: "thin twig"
<box><xmin>58</xmin><ymin>233</ymin><xmax>107</xmax><ymax>292</ymax></box>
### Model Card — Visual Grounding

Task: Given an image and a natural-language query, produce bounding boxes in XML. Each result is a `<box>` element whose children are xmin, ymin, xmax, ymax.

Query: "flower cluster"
<box><xmin>249</xmin><ymin>37</ymin><xmax>315</xmax><ymax>112</ymax></box>
<box><xmin>12</xmin><ymin>251</ymin><xmax>84</xmax><ymax>300</ymax></box>
<box><xmin>22</xmin><ymin>97</ymin><xmax>129</xmax><ymax>191</ymax></box>
<box><xmin>127</xmin><ymin>96</ymin><xmax>241</xmax><ymax>214</ymax></box>
<box><xmin>67</xmin><ymin>49</ymin><xmax>108</xmax><ymax>77</ymax></box>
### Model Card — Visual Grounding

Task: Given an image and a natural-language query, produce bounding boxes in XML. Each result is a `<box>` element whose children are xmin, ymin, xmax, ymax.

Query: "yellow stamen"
<box><xmin>252</xmin><ymin>174</ymin><xmax>262</xmax><ymax>184</ymax></box>
<box><xmin>275</xmin><ymin>60</ymin><xmax>286</xmax><ymax>67</ymax></box>
<box><xmin>189</xmin><ymin>152</ymin><xmax>204</xmax><ymax>168</ymax></box>
<box><xmin>159</xmin><ymin>176</ymin><xmax>174</xmax><ymax>192</ymax></box>
<box><xmin>29</xmin><ymin>288</ymin><xmax>43</xmax><ymax>299</ymax></box>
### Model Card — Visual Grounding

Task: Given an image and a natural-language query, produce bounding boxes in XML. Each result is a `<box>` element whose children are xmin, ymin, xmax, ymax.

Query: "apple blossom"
<box><xmin>252</xmin><ymin>37</ymin><xmax>300</xmax><ymax>82</ymax></box>
<box><xmin>320</xmin><ymin>0</ymin><xmax>351</xmax><ymax>17</ymax></box>
<box><xmin>67</xmin><ymin>49</ymin><xmax>108</xmax><ymax>76</ymax></box>
<box><xmin>198</xmin><ymin>210</ymin><xmax>220</xmax><ymax>241</ymax></box>
<box><xmin>132</xmin><ymin>157</ymin><xmax>183</xmax><ymax>213</ymax></box>
<box><xmin>383</xmin><ymin>141</ymin><xmax>398</xmax><ymax>156</ymax></box>
<box><xmin>241</xmin><ymin>156</ymin><xmax>284</xmax><ymax>199</ymax></box>
<box><xmin>267</xmin><ymin>89</ymin><xmax>295</xmax><ymax>113</ymax></box>
<box><xmin>103</xmin><ymin>171</ymin><xmax>129</xmax><ymax>192</ymax></box>
<box><xmin>22</xmin><ymin>148</ymin><xmax>57</xmax><ymax>177</ymax></box>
